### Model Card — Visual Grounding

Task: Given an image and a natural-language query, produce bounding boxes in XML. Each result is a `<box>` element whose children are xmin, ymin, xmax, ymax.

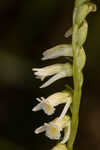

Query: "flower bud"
<box><xmin>74</xmin><ymin>2</ymin><xmax>96</xmax><ymax>25</ymax></box>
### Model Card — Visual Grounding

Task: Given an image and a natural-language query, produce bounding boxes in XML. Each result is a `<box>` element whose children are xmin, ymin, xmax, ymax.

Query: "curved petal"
<box><xmin>40</xmin><ymin>71</ymin><xmax>67</xmax><ymax>88</ymax></box>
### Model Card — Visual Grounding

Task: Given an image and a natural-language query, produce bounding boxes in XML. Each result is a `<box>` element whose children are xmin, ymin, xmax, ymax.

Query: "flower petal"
<box><xmin>59</xmin><ymin>98</ymin><xmax>72</xmax><ymax>120</ymax></box>
<box><xmin>35</xmin><ymin>125</ymin><xmax>46</xmax><ymax>134</ymax></box>
<box><xmin>42</xmin><ymin>44</ymin><xmax>72</xmax><ymax>60</ymax></box>
<box><xmin>33</xmin><ymin>64</ymin><xmax>66</xmax><ymax>81</ymax></box>
<box><xmin>40</xmin><ymin>63</ymin><xmax>72</xmax><ymax>88</ymax></box>
<box><xmin>40</xmin><ymin>71</ymin><xmax>67</xmax><ymax>88</ymax></box>
<box><xmin>32</xmin><ymin>103</ymin><xmax>42</xmax><ymax>111</ymax></box>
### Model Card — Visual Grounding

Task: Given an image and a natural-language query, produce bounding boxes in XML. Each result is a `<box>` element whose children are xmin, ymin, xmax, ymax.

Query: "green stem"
<box><xmin>67</xmin><ymin>1</ymin><xmax>86</xmax><ymax>149</ymax></box>
<box><xmin>67</xmin><ymin>36</ymin><xmax>82</xmax><ymax>150</ymax></box>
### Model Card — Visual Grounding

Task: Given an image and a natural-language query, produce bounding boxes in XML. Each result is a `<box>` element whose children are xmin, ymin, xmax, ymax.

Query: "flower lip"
<box><xmin>32</xmin><ymin>92</ymin><xmax>72</xmax><ymax>115</ymax></box>
<box><xmin>45</xmin><ymin>122</ymin><xmax>61</xmax><ymax>140</ymax></box>
<box><xmin>34</xmin><ymin>116</ymin><xmax>70</xmax><ymax>140</ymax></box>
<box><xmin>32</xmin><ymin>97</ymin><xmax>55</xmax><ymax>115</ymax></box>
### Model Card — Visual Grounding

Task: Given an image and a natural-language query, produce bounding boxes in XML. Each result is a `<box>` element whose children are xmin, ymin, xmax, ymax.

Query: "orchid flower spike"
<box><xmin>51</xmin><ymin>143</ymin><xmax>67</xmax><ymax>150</ymax></box>
<box><xmin>32</xmin><ymin>63</ymin><xmax>72</xmax><ymax>88</ymax></box>
<box><xmin>42</xmin><ymin>44</ymin><xmax>72</xmax><ymax>60</ymax></box>
<box><xmin>34</xmin><ymin>115</ymin><xmax>70</xmax><ymax>141</ymax></box>
<box><xmin>32</xmin><ymin>91</ymin><xmax>72</xmax><ymax>115</ymax></box>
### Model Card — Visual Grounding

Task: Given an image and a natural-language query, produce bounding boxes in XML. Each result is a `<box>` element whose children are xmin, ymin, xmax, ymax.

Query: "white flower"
<box><xmin>64</xmin><ymin>27</ymin><xmax>72</xmax><ymax>38</ymax></box>
<box><xmin>32</xmin><ymin>92</ymin><xmax>72</xmax><ymax>115</ymax></box>
<box><xmin>33</xmin><ymin>64</ymin><xmax>65</xmax><ymax>81</ymax></box>
<box><xmin>34</xmin><ymin>115</ymin><xmax>70</xmax><ymax>141</ymax></box>
<box><xmin>51</xmin><ymin>143</ymin><xmax>67</xmax><ymax>150</ymax></box>
<box><xmin>42</xmin><ymin>44</ymin><xmax>72</xmax><ymax>60</ymax></box>
<box><xmin>33</xmin><ymin>63</ymin><xmax>72</xmax><ymax>88</ymax></box>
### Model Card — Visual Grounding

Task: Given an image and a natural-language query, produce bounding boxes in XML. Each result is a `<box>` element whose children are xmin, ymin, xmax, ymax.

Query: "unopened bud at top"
<box><xmin>74</xmin><ymin>2</ymin><xmax>97</xmax><ymax>25</ymax></box>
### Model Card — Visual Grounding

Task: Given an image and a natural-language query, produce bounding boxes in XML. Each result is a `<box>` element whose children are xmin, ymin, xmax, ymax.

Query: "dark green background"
<box><xmin>0</xmin><ymin>0</ymin><xmax>100</xmax><ymax>150</ymax></box>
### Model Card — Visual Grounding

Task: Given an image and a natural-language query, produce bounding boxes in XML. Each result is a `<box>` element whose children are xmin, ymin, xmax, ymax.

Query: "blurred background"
<box><xmin>0</xmin><ymin>0</ymin><xmax>100</xmax><ymax>150</ymax></box>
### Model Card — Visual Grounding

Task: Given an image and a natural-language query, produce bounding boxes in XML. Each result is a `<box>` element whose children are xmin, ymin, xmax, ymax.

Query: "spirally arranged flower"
<box><xmin>35</xmin><ymin>115</ymin><xmax>71</xmax><ymax>144</ymax></box>
<box><xmin>33</xmin><ymin>63</ymin><xmax>72</xmax><ymax>88</ymax></box>
<box><xmin>32</xmin><ymin>40</ymin><xmax>73</xmax><ymax>149</ymax></box>
<box><xmin>32</xmin><ymin>92</ymin><xmax>72</xmax><ymax>115</ymax></box>
<box><xmin>32</xmin><ymin>1</ymin><xmax>96</xmax><ymax>150</ymax></box>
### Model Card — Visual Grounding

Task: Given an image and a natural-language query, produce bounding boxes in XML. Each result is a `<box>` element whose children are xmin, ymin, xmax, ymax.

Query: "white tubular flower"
<box><xmin>32</xmin><ymin>92</ymin><xmax>72</xmax><ymax>115</ymax></box>
<box><xmin>33</xmin><ymin>64</ymin><xmax>67</xmax><ymax>81</ymax></box>
<box><xmin>34</xmin><ymin>115</ymin><xmax>70</xmax><ymax>140</ymax></box>
<box><xmin>41</xmin><ymin>44</ymin><xmax>72</xmax><ymax>60</ymax></box>
<box><xmin>40</xmin><ymin>63</ymin><xmax>72</xmax><ymax>88</ymax></box>
<box><xmin>51</xmin><ymin>143</ymin><xmax>67</xmax><ymax>150</ymax></box>
<box><xmin>64</xmin><ymin>27</ymin><xmax>72</xmax><ymax>38</ymax></box>
<box><xmin>33</xmin><ymin>63</ymin><xmax>72</xmax><ymax>88</ymax></box>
